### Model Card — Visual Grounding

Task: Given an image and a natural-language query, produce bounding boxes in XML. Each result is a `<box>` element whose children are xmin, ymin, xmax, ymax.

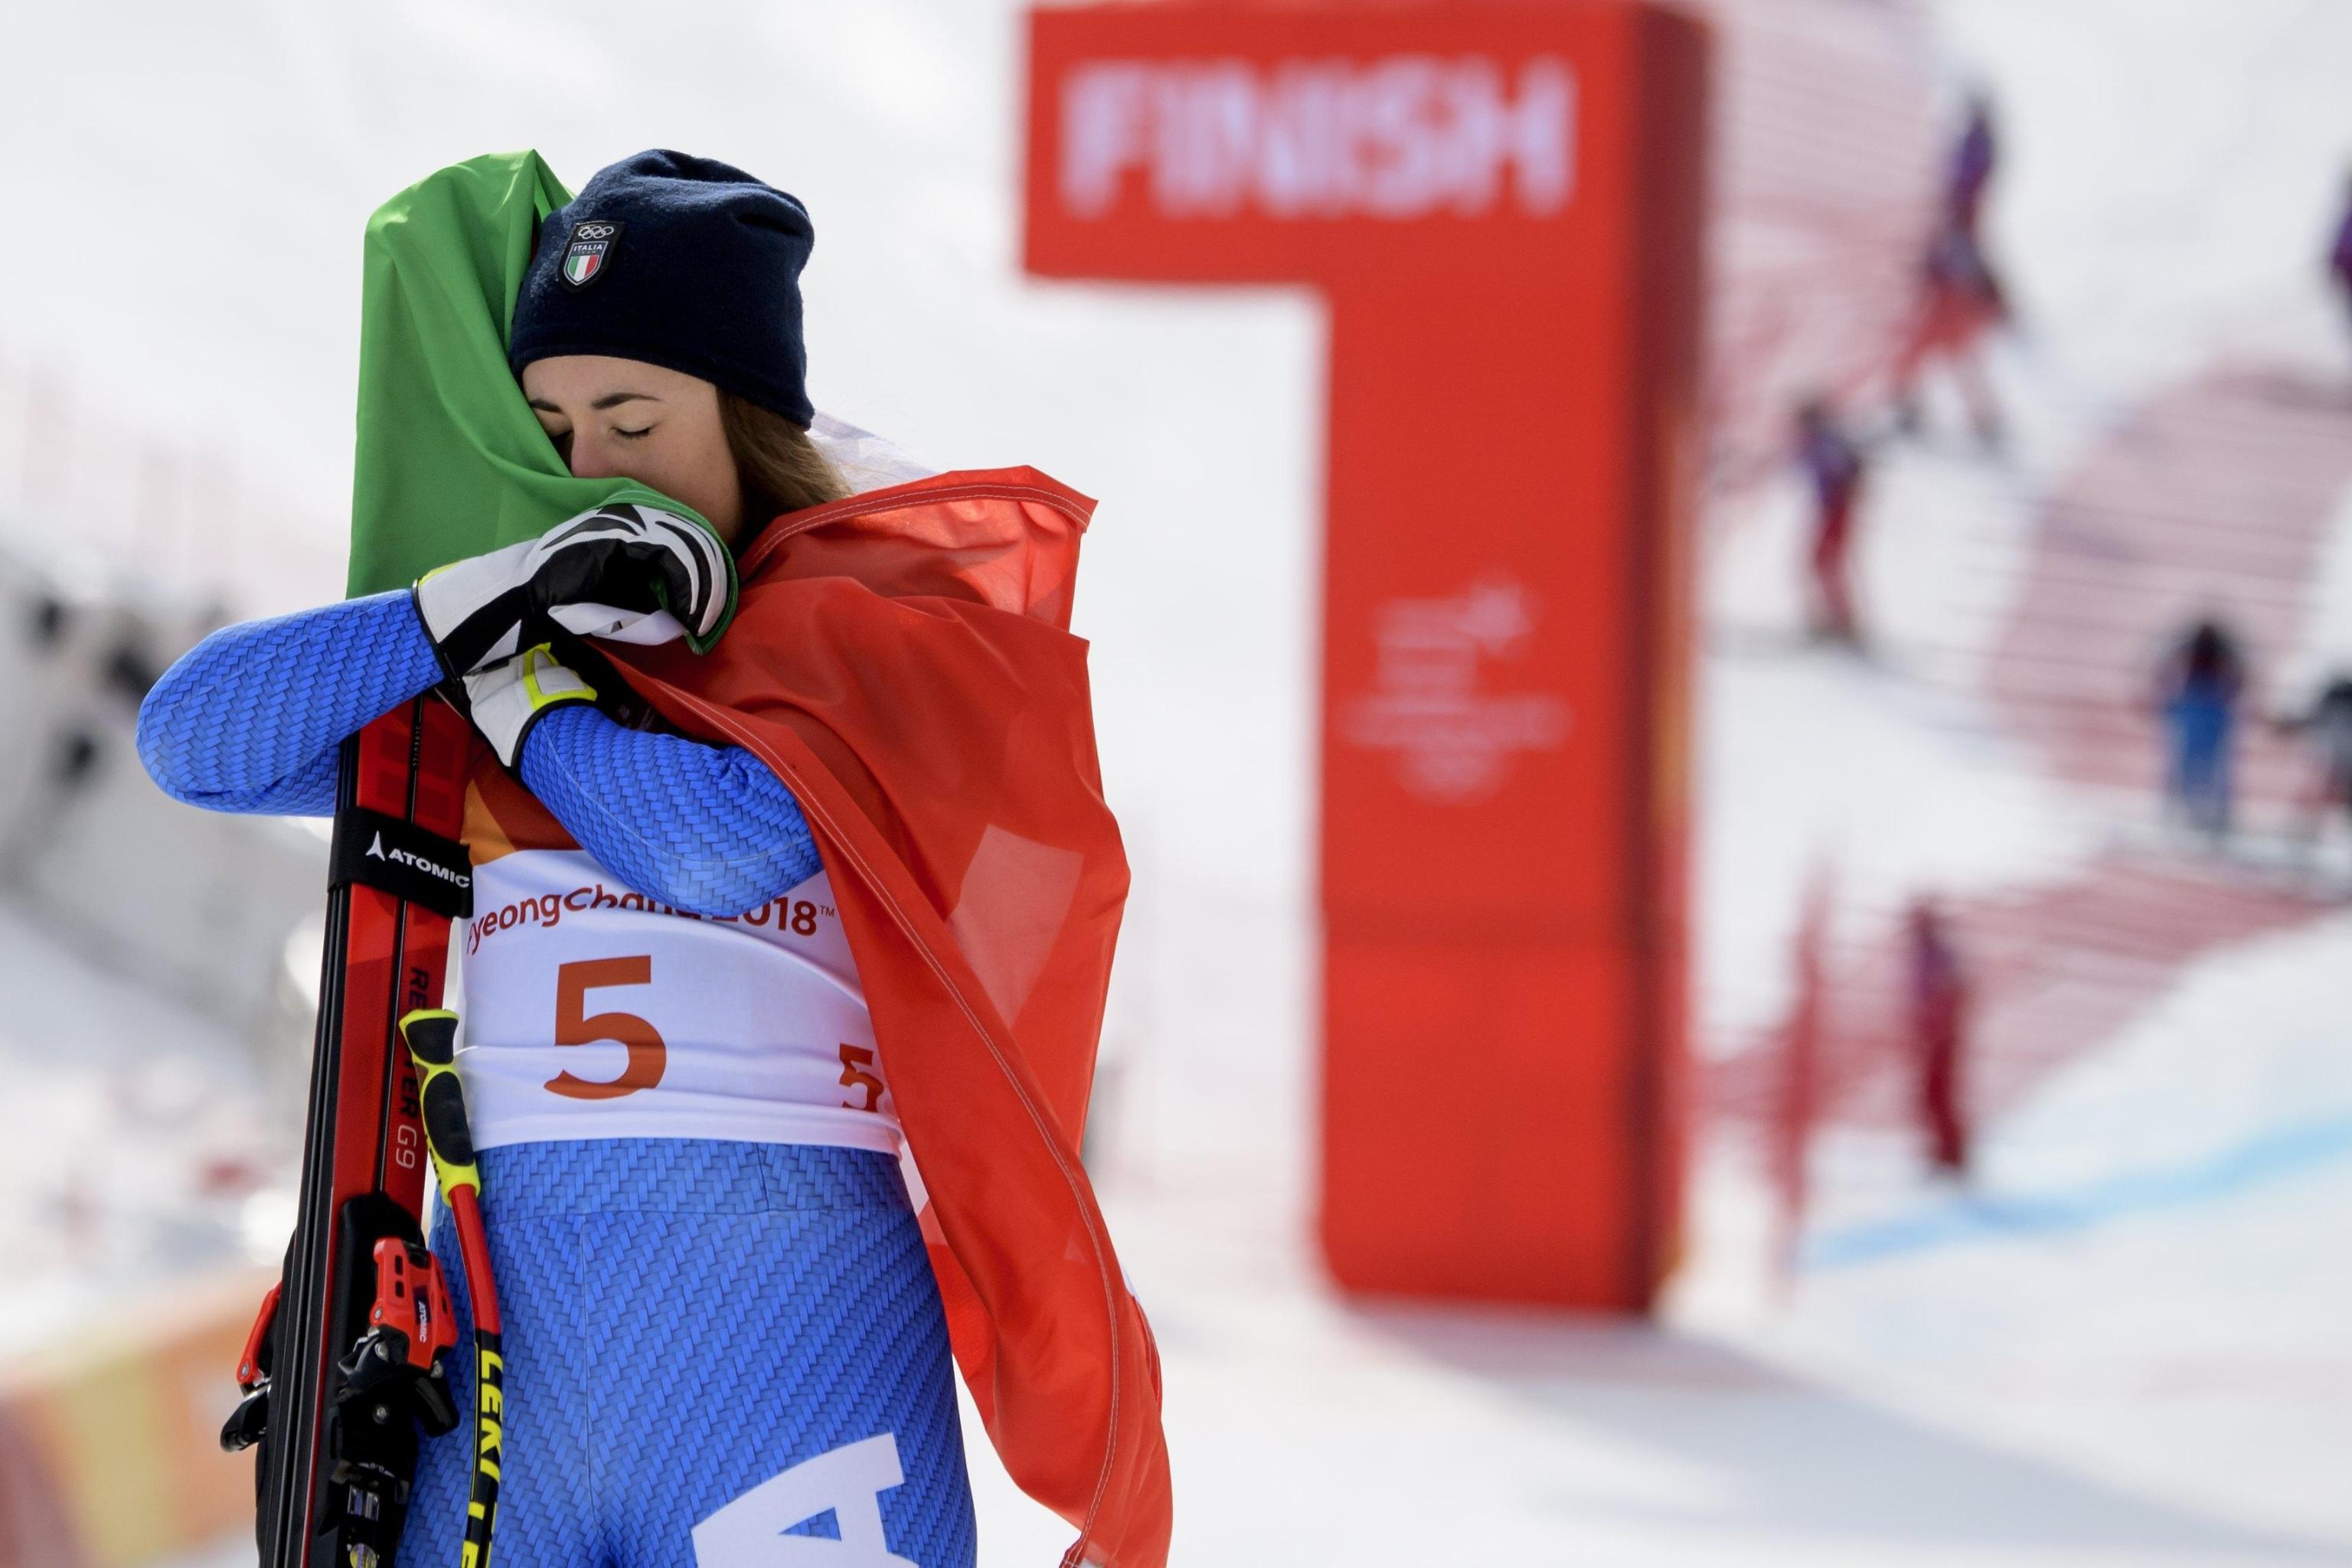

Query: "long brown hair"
<box><xmin>720</xmin><ymin>390</ymin><xmax>850</xmax><ymax>550</ymax></box>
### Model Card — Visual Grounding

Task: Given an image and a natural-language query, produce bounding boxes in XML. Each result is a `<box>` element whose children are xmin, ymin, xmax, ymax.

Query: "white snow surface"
<box><xmin>15</xmin><ymin>0</ymin><xmax>2352</xmax><ymax>1564</ymax></box>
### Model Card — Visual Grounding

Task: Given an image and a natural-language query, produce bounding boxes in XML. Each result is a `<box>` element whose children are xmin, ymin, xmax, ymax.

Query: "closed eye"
<box><xmin>615</xmin><ymin>426</ymin><xmax>654</xmax><ymax>440</ymax></box>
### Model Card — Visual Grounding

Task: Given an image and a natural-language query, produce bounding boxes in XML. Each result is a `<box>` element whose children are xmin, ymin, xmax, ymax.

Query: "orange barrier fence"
<box><xmin>0</xmin><ymin>1269</ymin><xmax>263</xmax><ymax>1567</ymax></box>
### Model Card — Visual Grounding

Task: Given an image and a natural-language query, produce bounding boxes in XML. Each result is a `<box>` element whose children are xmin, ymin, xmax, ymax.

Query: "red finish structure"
<box><xmin>1025</xmin><ymin>0</ymin><xmax>1708</xmax><ymax>1310</ymax></box>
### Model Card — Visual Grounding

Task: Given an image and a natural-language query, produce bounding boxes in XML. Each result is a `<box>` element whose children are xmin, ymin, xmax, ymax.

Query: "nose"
<box><xmin>567</xmin><ymin>433</ymin><xmax>621</xmax><ymax>480</ymax></box>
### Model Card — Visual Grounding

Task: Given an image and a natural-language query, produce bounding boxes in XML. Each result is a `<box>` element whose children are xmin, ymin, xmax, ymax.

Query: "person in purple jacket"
<box><xmin>1947</xmin><ymin>92</ymin><xmax>1998</xmax><ymax>243</ymax></box>
<box><xmin>2330</xmin><ymin>172</ymin><xmax>2352</xmax><ymax>340</ymax></box>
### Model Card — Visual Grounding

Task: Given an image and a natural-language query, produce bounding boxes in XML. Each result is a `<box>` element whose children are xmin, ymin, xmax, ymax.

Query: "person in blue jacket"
<box><xmin>2156</xmin><ymin>618</ymin><xmax>2248</xmax><ymax>840</ymax></box>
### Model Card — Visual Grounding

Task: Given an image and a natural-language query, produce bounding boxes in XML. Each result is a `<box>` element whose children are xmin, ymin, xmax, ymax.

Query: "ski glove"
<box><xmin>462</xmin><ymin>643</ymin><xmax>599</xmax><ymax>768</ymax></box>
<box><xmin>411</xmin><ymin>501</ymin><xmax>736</xmax><ymax>680</ymax></box>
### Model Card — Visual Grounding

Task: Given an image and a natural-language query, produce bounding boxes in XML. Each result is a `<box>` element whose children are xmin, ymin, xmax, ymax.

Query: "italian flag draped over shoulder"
<box><xmin>352</xmin><ymin>152</ymin><xmax>1172</xmax><ymax>1567</ymax></box>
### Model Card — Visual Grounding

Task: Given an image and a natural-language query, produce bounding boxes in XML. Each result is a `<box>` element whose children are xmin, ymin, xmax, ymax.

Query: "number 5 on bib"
<box><xmin>547</xmin><ymin>955</ymin><xmax>667</xmax><ymax>1099</ymax></box>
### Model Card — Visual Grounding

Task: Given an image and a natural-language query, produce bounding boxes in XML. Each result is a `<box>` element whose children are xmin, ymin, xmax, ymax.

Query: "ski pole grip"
<box><xmin>400</xmin><ymin>1007</ymin><xmax>459</xmax><ymax>1067</ymax></box>
<box><xmin>398</xmin><ymin>1008</ymin><xmax>481</xmax><ymax>1197</ymax></box>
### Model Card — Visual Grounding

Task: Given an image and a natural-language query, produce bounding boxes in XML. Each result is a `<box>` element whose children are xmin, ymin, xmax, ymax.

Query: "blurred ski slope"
<box><xmin>0</xmin><ymin>0</ymin><xmax>2333</xmax><ymax>1563</ymax></box>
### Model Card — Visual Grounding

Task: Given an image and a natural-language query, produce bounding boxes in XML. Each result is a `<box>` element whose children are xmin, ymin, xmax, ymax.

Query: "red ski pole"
<box><xmin>400</xmin><ymin>1008</ymin><xmax>505</xmax><ymax>1568</ymax></box>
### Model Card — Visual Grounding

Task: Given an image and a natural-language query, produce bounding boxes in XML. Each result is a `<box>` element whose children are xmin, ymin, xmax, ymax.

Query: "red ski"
<box><xmin>224</xmin><ymin>696</ymin><xmax>475</xmax><ymax>1567</ymax></box>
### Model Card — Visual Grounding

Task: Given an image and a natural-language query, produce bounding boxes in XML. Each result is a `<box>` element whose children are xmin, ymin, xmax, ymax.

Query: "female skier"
<box><xmin>138</xmin><ymin>152</ymin><xmax>1168</xmax><ymax>1567</ymax></box>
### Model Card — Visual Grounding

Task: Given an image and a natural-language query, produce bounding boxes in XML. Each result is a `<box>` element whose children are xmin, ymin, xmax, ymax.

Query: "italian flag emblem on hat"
<box><xmin>560</xmin><ymin>219</ymin><xmax>621</xmax><ymax>290</ymax></box>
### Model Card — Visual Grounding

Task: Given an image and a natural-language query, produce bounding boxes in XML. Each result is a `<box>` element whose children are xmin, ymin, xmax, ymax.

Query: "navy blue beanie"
<box><xmin>510</xmin><ymin>149</ymin><xmax>815</xmax><ymax>426</ymax></box>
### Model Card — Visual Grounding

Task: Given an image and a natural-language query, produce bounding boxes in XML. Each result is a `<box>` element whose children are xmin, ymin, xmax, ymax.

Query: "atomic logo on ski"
<box><xmin>333</xmin><ymin>807</ymin><xmax>475</xmax><ymax>919</ymax></box>
<box><xmin>367</xmin><ymin>830</ymin><xmax>468</xmax><ymax>889</ymax></box>
<box><xmin>561</xmin><ymin>220</ymin><xmax>622</xmax><ymax>289</ymax></box>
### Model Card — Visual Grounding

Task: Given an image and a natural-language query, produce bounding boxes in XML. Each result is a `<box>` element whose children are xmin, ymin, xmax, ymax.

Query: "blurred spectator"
<box><xmin>1795</xmin><ymin>396</ymin><xmax>1867</xmax><ymax>645</ymax></box>
<box><xmin>1906</xmin><ymin>897</ymin><xmax>1971</xmax><ymax>1178</ymax></box>
<box><xmin>2155</xmin><ymin>619</ymin><xmax>2248</xmax><ymax>838</ymax></box>
<box><xmin>1890</xmin><ymin>222</ymin><xmax>2007</xmax><ymax>447</ymax></box>
<box><xmin>2331</xmin><ymin>172</ymin><xmax>2352</xmax><ymax>345</ymax></box>
<box><xmin>1945</xmin><ymin>91</ymin><xmax>1998</xmax><ymax>243</ymax></box>
<box><xmin>2276</xmin><ymin>673</ymin><xmax>2352</xmax><ymax>841</ymax></box>
<box><xmin>1773</xmin><ymin>872</ymin><xmax>1834</xmax><ymax>1277</ymax></box>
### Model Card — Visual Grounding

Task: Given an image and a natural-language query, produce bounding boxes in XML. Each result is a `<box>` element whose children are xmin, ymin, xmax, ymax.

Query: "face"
<box><xmin>521</xmin><ymin>355</ymin><xmax>744</xmax><ymax>541</ymax></box>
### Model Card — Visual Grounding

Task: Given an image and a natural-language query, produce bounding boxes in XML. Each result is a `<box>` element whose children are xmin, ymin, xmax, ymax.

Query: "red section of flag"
<box><xmin>594</xmin><ymin>469</ymin><xmax>1171</xmax><ymax>1568</ymax></box>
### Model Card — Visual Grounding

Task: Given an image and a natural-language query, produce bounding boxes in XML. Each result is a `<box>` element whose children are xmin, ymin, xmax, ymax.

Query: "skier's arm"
<box><xmin>517</xmin><ymin>704</ymin><xmax>822</xmax><ymax>917</ymax></box>
<box><xmin>141</xmin><ymin>593</ymin><xmax>822</xmax><ymax>914</ymax></box>
<box><xmin>139</xmin><ymin>498</ymin><xmax>734</xmax><ymax>815</ymax></box>
<box><xmin>136</xmin><ymin>593</ymin><xmax>446</xmax><ymax>815</ymax></box>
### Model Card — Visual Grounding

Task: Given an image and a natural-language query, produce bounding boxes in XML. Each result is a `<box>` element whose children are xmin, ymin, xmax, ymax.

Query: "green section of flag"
<box><xmin>348</xmin><ymin>150</ymin><xmax>731</xmax><ymax>647</ymax></box>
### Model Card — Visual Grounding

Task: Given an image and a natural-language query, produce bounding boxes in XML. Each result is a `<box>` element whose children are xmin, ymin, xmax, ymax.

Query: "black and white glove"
<box><xmin>412</xmin><ymin>501</ymin><xmax>734</xmax><ymax>680</ymax></box>
<box><xmin>461</xmin><ymin>643</ymin><xmax>598</xmax><ymax>768</ymax></box>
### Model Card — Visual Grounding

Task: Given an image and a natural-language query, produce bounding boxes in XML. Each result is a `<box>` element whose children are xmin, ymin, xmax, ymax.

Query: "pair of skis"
<box><xmin>224</xmin><ymin>697</ymin><xmax>501</xmax><ymax>1568</ymax></box>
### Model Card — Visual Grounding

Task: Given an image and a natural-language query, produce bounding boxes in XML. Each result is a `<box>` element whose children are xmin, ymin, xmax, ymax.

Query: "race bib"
<box><xmin>456</xmin><ymin>850</ymin><xmax>900</xmax><ymax>1153</ymax></box>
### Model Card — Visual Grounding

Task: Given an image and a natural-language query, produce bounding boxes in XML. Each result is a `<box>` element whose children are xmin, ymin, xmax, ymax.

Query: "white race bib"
<box><xmin>456</xmin><ymin>850</ymin><xmax>899</xmax><ymax>1154</ymax></box>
